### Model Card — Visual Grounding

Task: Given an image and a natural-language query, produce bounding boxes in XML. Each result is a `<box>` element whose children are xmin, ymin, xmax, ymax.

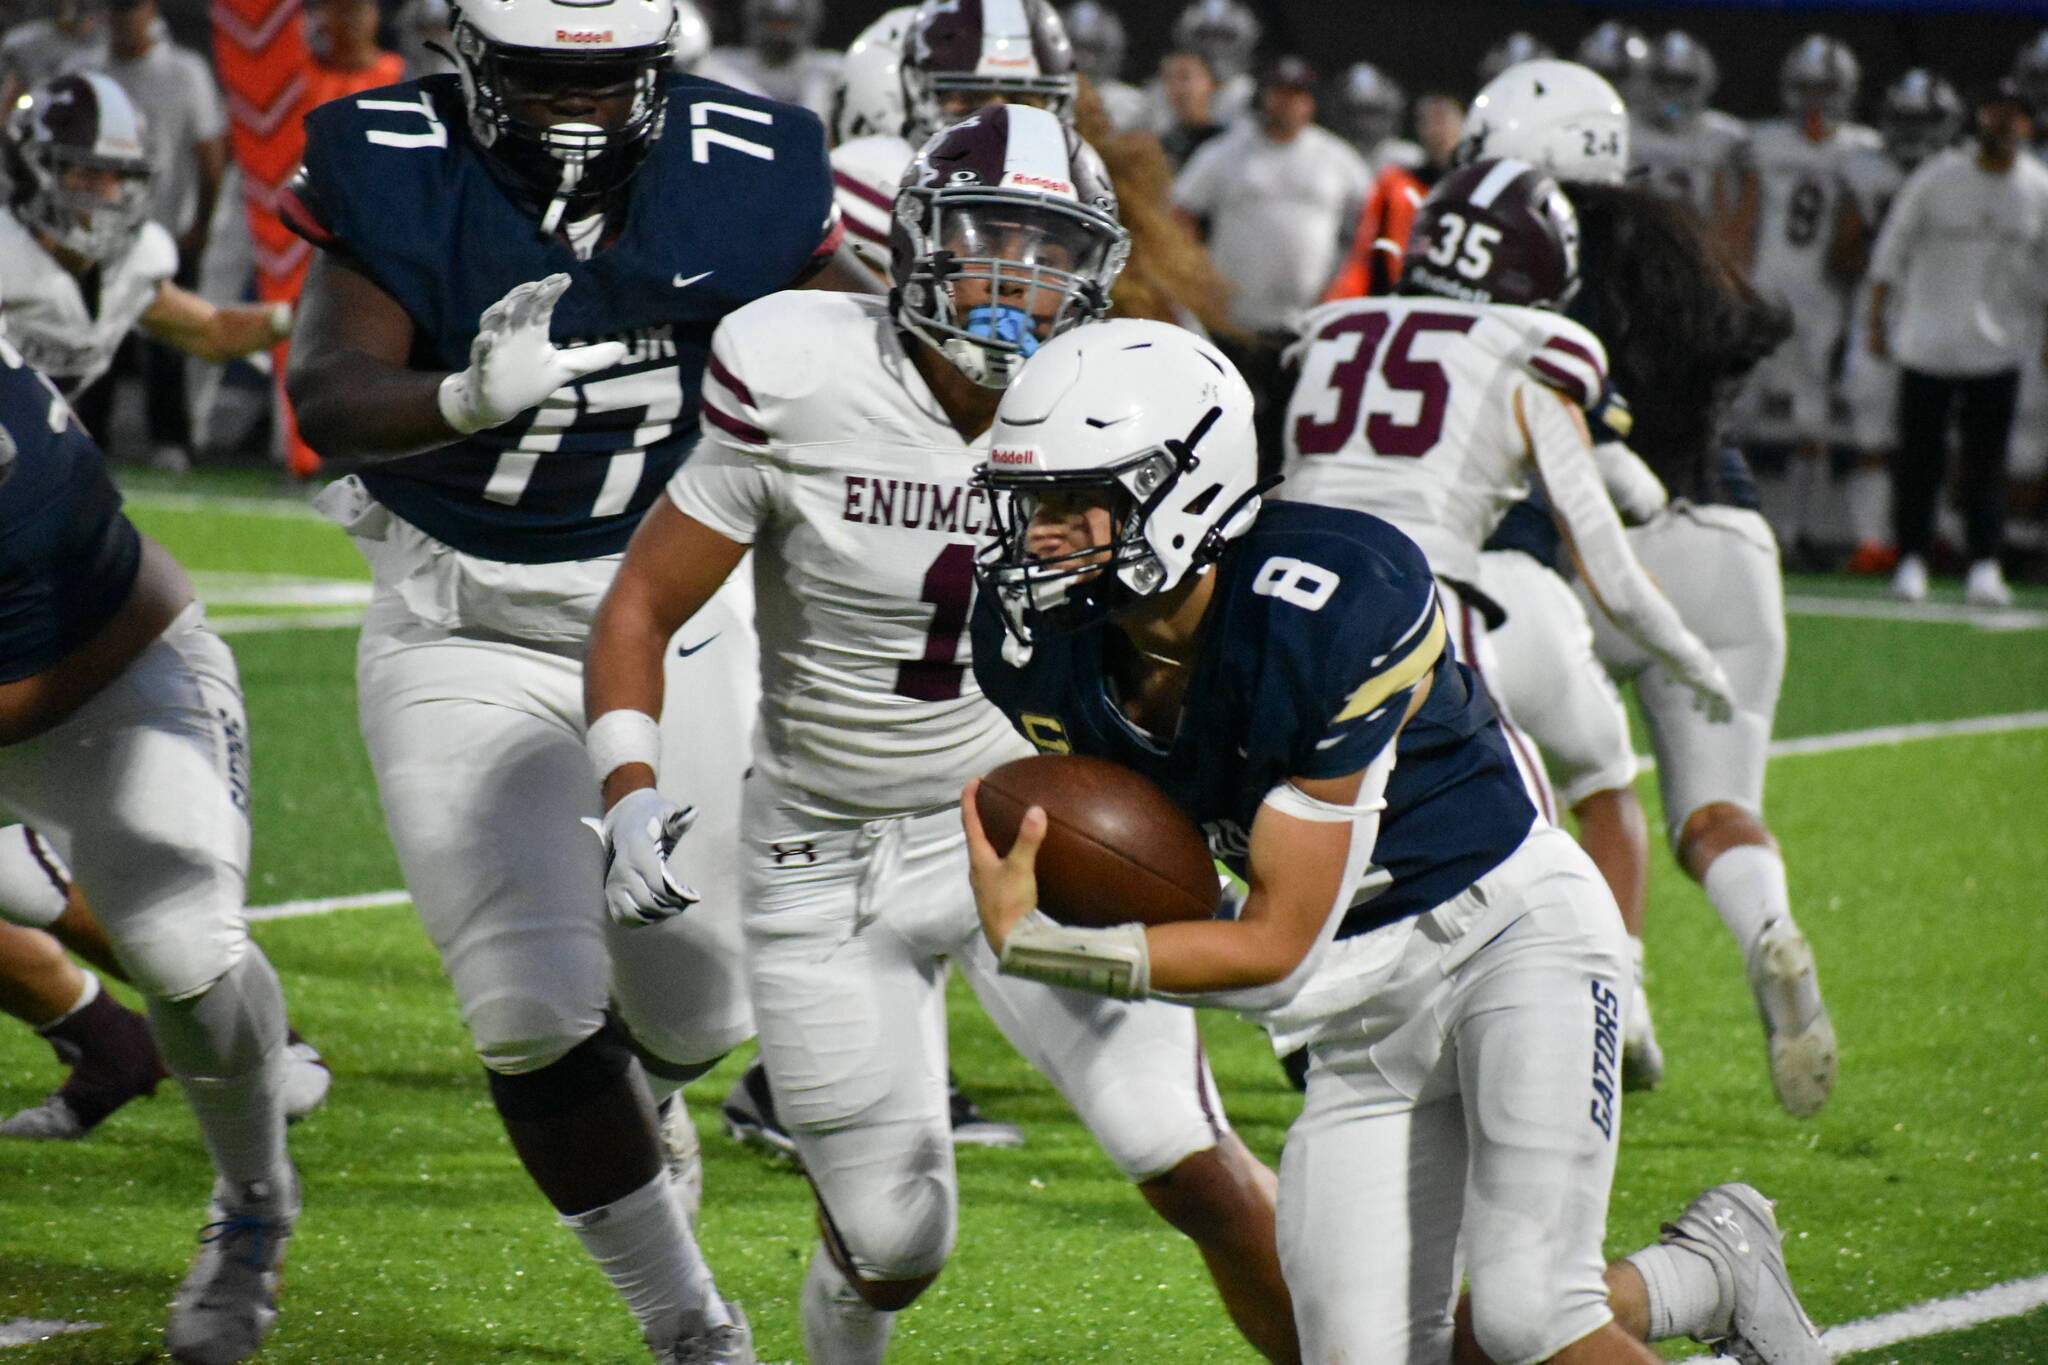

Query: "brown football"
<box><xmin>976</xmin><ymin>754</ymin><xmax>1220</xmax><ymax>929</ymax></box>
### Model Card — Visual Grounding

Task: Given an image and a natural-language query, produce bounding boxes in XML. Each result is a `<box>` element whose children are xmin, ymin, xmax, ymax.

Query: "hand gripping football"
<box><xmin>976</xmin><ymin>755</ymin><xmax>1220</xmax><ymax>928</ymax></box>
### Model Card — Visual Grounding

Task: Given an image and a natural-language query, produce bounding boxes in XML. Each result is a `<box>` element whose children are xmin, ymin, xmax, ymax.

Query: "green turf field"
<box><xmin>2</xmin><ymin>484</ymin><xmax>2044</xmax><ymax>1363</ymax></box>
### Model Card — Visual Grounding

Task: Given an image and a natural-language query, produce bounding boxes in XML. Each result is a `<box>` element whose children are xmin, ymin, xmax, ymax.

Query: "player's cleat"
<box><xmin>1964</xmin><ymin>559</ymin><xmax>2013</xmax><ymax>608</ymax></box>
<box><xmin>1659</xmin><ymin>1183</ymin><xmax>1825</xmax><ymax>1365</ymax></box>
<box><xmin>1622</xmin><ymin>981</ymin><xmax>1665</xmax><ymax>1091</ymax></box>
<box><xmin>1746</xmin><ymin>920</ymin><xmax>1835</xmax><ymax>1118</ymax></box>
<box><xmin>659</xmin><ymin>1093</ymin><xmax>704</xmax><ymax>1226</ymax></box>
<box><xmin>1889</xmin><ymin>554</ymin><xmax>1928</xmax><ymax>602</ymax></box>
<box><xmin>948</xmin><ymin>1077</ymin><xmax>1024</xmax><ymax>1148</ymax></box>
<box><xmin>164</xmin><ymin>1168</ymin><xmax>297</xmax><ymax>1365</ymax></box>
<box><xmin>720</xmin><ymin>1060</ymin><xmax>800</xmax><ymax>1164</ymax></box>
<box><xmin>281</xmin><ymin>1034</ymin><xmax>332</xmax><ymax>1123</ymax></box>
<box><xmin>1842</xmin><ymin>539</ymin><xmax>1897</xmax><ymax>575</ymax></box>
<box><xmin>1</xmin><ymin>988</ymin><xmax>166</xmax><ymax>1139</ymax></box>
<box><xmin>659</xmin><ymin>1300</ymin><xmax>755</xmax><ymax>1365</ymax></box>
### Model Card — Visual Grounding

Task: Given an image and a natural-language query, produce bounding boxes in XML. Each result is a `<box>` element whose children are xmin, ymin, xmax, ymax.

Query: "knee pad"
<box><xmin>821</xmin><ymin>1173</ymin><xmax>955</xmax><ymax>1284</ymax></box>
<box><xmin>0</xmin><ymin>825</ymin><xmax>71</xmax><ymax>928</ymax></box>
<box><xmin>146</xmin><ymin>949</ymin><xmax>287</xmax><ymax>1081</ymax></box>
<box><xmin>485</xmin><ymin>1016</ymin><xmax>635</xmax><ymax>1122</ymax></box>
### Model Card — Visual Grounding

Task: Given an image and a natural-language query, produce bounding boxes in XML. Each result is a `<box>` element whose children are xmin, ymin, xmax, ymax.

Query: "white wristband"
<box><xmin>267</xmin><ymin>300</ymin><xmax>294</xmax><ymax>340</ymax></box>
<box><xmin>999</xmin><ymin>911</ymin><xmax>1151</xmax><ymax>1000</ymax></box>
<box><xmin>587</xmin><ymin>709</ymin><xmax>661</xmax><ymax>784</ymax></box>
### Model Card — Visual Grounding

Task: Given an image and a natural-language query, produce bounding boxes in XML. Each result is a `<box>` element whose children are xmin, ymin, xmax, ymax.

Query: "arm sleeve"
<box><xmin>1525</xmin><ymin>383</ymin><xmax>1717</xmax><ymax>689</ymax></box>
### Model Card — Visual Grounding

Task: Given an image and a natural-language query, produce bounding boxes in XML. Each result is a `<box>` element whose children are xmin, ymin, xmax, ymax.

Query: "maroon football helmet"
<box><xmin>890</xmin><ymin>102</ymin><xmax>1126</xmax><ymax>388</ymax></box>
<box><xmin>902</xmin><ymin>0</ymin><xmax>1077</xmax><ymax>142</ymax></box>
<box><xmin>1399</xmin><ymin>158</ymin><xmax>1581</xmax><ymax>311</ymax></box>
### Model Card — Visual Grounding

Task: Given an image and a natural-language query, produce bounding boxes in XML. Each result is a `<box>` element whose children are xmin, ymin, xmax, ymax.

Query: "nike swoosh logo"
<box><xmin>676</xmin><ymin>632</ymin><xmax>721</xmax><ymax>657</ymax></box>
<box><xmin>673</xmin><ymin>270</ymin><xmax>714</xmax><ymax>288</ymax></box>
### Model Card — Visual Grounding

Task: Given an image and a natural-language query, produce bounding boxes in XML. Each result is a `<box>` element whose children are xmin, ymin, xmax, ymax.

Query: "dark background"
<box><xmin>93</xmin><ymin>0</ymin><xmax>2048</xmax><ymax>127</ymax></box>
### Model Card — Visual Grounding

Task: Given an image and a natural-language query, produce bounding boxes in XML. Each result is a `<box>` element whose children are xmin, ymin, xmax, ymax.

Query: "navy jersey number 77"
<box><xmin>282</xmin><ymin>72</ymin><xmax>839</xmax><ymax>564</ymax></box>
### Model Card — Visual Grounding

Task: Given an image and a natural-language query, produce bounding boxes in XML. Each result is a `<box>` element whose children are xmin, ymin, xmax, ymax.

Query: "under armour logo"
<box><xmin>768</xmin><ymin>840</ymin><xmax>818</xmax><ymax>866</ymax></box>
<box><xmin>1710</xmin><ymin>1207</ymin><xmax>1751</xmax><ymax>1255</ymax></box>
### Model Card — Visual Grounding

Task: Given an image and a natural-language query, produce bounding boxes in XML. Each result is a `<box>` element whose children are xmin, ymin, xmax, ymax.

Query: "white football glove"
<box><xmin>437</xmin><ymin>273</ymin><xmax>628</xmax><ymax>435</ymax></box>
<box><xmin>1675</xmin><ymin>652</ymin><xmax>1738</xmax><ymax>724</ymax></box>
<box><xmin>589</xmin><ymin>789</ymin><xmax>700</xmax><ymax>927</ymax></box>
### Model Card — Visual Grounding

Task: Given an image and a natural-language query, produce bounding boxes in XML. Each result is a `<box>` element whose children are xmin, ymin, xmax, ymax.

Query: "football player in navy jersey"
<box><xmin>278</xmin><ymin>0</ymin><xmax>857</xmax><ymax>1358</ymax></box>
<box><xmin>958</xmin><ymin>320</ymin><xmax>1829</xmax><ymax>1365</ymax></box>
<box><xmin>0</xmin><ymin>338</ymin><xmax>306</xmax><ymax>1364</ymax></box>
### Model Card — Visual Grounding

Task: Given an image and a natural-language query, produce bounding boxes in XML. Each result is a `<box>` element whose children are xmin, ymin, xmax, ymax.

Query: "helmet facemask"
<box><xmin>974</xmin><ymin>403</ymin><xmax>1260</xmax><ymax>652</ymax></box>
<box><xmin>451</xmin><ymin>12</ymin><xmax>675</xmax><ymax>233</ymax></box>
<box><xmin>894</xmin><ymin>191</ymin><xmax>1126</xmax><ymax>388</ymax></box>
<box><xmin>18</xmin><ymin>143</ymin><xmax>152</xmax><ymax>262</ymax></box>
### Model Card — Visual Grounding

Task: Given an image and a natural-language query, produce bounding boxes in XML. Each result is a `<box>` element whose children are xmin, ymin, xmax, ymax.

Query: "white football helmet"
<box><xmin>1780</xmin><ymin>34</ymin><xmax>1860</xmax><ymax>125</ymax></box>
<box><xmin>974</xmin><ymin>318</ymin><xmax>1263</xmax><ymax>650</ymax></box>
<box><xmin>1172</xmin><ymin>0</ymin><xmax>1260</xmax><ymax>82</ymax></box>
<box><xmin>449</xmin><ymin>0</ymin><xmax>678</xmax><ymax>229</ymax></box>
<box><xmin>672</xmin><ymin>0</ymin><xmax>711</xmax><ymax>71</ymax></box>
<box><xmin>1458</xmin><ymin>58</ymin><xmax>1629</xmax><ymax>187</ymax></box>
<box><xmin>830</xmin><ymin>5</ymin><xmax>917</xmax><ymax>144</ymax></box>
<box><xmin>5</xmin><ymin>72</ymin><xmax>154</xmax><ymax>263</ymax></box>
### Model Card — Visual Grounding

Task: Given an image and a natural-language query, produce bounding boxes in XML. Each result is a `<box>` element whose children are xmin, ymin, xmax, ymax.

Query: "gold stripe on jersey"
<box><xmin>1334</xmin><ymin>604</ymin><xmax>1446</xmax><ymax>723</ymax></box>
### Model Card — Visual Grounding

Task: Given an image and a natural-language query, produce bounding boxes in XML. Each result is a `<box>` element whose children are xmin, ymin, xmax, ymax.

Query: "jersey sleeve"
<box><xmin>1508</xmin><ymin>311</ymin><xmax>1610</xmax><ymax>412</ymax></box>
<box><xmin>133</xmin><ymin>222</ymin><xmax>179</xmax><ymax>288</ymax></box>
<box><xmin>666</xmin><ymin>315</ymin><xmax>779</xmax><ymax>542</ymax></box>
<box><xmin>1296</xmin><ymin>548</ymin><xmax>1447</xmax><ymax>781</ymax></box>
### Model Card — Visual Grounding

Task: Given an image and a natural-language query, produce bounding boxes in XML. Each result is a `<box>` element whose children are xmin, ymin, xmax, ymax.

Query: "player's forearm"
<box><xmin>585</xmin><ymin>603</ymin><xmax>671</xmax><ymax>811</ymax></box>
<box><xmin>1146</xmin><ymin>913</ymin><xmax>1316</xmax><ymax>994</ymax></box>
<box><xmin>287</xmin><ymin>349</ymin><xmax>458</xmax><ymax>462</ymax></box>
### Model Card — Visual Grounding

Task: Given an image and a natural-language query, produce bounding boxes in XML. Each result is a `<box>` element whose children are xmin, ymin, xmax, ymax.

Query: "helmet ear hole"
<box><xmin>1181</xmin><ymin>483</ymin><xmax>1221</xmax><ymax>517</ymax></box>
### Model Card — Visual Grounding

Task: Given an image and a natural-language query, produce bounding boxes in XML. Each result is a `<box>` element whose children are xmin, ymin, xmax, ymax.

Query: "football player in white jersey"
<box><xmin>585</xmin><ymin>106</ymin><xmax>1298</xmax><ymax>1365</ymax></box>
<box><xmin>1834</xmin><ymin>69</ymin><xmax>1964</xmax><ymax>573</ymax></box>
<box><xmin>696</xmin><ymin>0</ymin><xmax>841</xmax><ymax>121</ymax></box>
<box><xmin>1282</xmin><ymin>140</ymin><xmax>1731</xmax><ymax>1092</ymax></box>
<box><xmin>0</xmin><ymin>73</ymin><xmax>291</xmax><ymax>408</ymax></box>
<box><xmin>1434</xmin><ymin>60</ymin><xmax>1673</xmax><ymax>1085</ymax></box>
<box><xmin>1730</xmin><ymin>34</ymin><xmax>1880</xmax><ymax>552</ymax></box>
<box><xmin>1630</xmin><ymin>31</ymin><xmax>1749</xmax><ymax>249</ymax></box>
<box><xmin>830</xmin><ymin>0</ymin><xmax>1077</xmax><ymax>278</ymax></box>
<box><xmin>1465</xmin><ymin>68</ymin><xmax>1837</xmax><ymax>1120</ymax></box>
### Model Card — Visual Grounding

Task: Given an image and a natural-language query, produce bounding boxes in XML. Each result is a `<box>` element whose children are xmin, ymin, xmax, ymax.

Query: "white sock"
<box><xmin>172</xmin><ymin>1048</ymin><xmax>292</xmax><ymax>1194</ymax></box>
<box><xmin>1700</xmin><ymin>843</ymin><xmax>1790</xmax><ymax>960</ymax></box>
<box><xmin>1628</xmin><ymin>933</ymin><xmax>1647</xmax><ymax>987</ymax></box>
<box><xmin>801</xmin><ymin>1242</ymin><xmax>895</xmax><ymax>1365</ymax></box>
<box><xmin>1627</xmin><ymin>1241</ymin><xmax>1733</xmax><ymax>1341</ymax></box>
<box><xmin>560</xmin><ymin>1172</ymin><xmax>724</xmax><ymax>1352</ymax></box>
<box><xmin>148</xmin><ymin>952</ymin><xmax>291</xmax><ymax>1194</ymax></box>
<box><xmin>0</xmin><ymin>824</ymin><xmax>71</xmax><ymax>928</ymax></box>
<box><xmin>1846</xmin><ymin>464</ymin><xmax>1890</xmax><ymax>545</ymax></box>
<box><xmin>44</xmin><ymin>969</ymin><xmax>100</xmax><ymax>1028</ymax></box>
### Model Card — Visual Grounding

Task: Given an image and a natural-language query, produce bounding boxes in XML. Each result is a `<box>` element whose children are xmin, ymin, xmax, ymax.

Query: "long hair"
<box><xmin>1073</xmin><ymin>80</ymin><xmax>1242</xmax><ymax>340</ymax></box>
<box><xmin>1565</xmin><ymin>182</ymin><xmax>1790</xmax><ymax>501</ymax></box>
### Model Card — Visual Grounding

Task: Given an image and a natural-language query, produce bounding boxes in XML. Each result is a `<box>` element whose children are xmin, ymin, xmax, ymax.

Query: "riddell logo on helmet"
<box><xmin>1001</xmin><ymin>172</ymin><xmax>1074</xmax><ymax>195</ymax></box>
<box><xmin>989</xmin><ymin>448</ymin><xmax>1037</xmax><ymax>465</ymax></box>
<box><xmin>555</xmin><ymin>29</ymin><xmax>613</xmax><ymax>43</ymax></box>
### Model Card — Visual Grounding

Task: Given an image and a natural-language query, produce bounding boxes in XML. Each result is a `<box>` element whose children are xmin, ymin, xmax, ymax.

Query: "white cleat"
<box><xmin>1964</xmin><ymin>559</ymin><xmax>2014</xmax><ymax>609</ymax></box>
<box><xmin>164</xmin><ymin>1168</ymin><xmax>297</xmax><ymax>1364</ymax></box>
<box><xmin>281</xmin><ymin>1040</ymin><xmax>332</xmax><ymax>1124</ymax></box>
<box><xmin>659</xmin><ymin>1093</ymin><xmax>704</xmax><ymax>1227</ymax></box>
<box><xmin>1746</xmin><ymin>920</ymin><xmax>1836</xmax><ymax>1118</ymax></box>
<box><xmin>1889</xmin><ymin>554</ymin><xmax>1928</xmax><ymax>603</ymax></box>
<box><xmin>0</xmin><ymin>1095</ymin><xmax>89</xmax><ymax>1140</ymax></box>
<box><xmin>1660</xmin><ymin>1183</ymin><xmax>1825</xmax><ymax>1365</ymax></box>
<box><xmin>660</xmin><ymin>1300</ymin><xmax>755</xmax><ymax>1365</ymax></box>
<box><xmin>1622</xmin><ymin>981</ymin><xmax>1665</xmax><ymax>1092</ymax></box>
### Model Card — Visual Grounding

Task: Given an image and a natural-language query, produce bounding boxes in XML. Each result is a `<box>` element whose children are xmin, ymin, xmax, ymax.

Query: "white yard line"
<box><xmin>0</xmin><ymin>1320</ymin><xmax>100</xmax><ymax>1348</ymax></box>
<box><xmin>1784</xmin><ymin>593</ymin><xmax>2048</xmax><ymax>631</ymax></box>
<box><xmin>211</xmin><ymin>610</ymin><xmax>366</xmax><ymax>635</ymax></box>
<box><xmin>1630</xmin><ymin>709</ymin><xmax>2048</xmax><ymax>777</ymax></box>
<box><xmin>124</xmin><ymin>489</ymin><xmax>328</xmax><ymax>521</ymax></box>
<box><xmin>192</xmin><ymin>573</ymin><xmax>371</xmax><ymax>608</ymax></box>
<box><xmin>248</xmin><ymin>889</ymin><xmax>413</xmax><ymax>922</ymax></box>
<box><xmin>1820</xmin><ymin>1272</ymin><xmax>2048</xmax><ymax>1358</ymax></box>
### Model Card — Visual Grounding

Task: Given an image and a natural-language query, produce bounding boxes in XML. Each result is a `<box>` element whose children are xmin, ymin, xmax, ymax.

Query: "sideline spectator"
<box><xmin>1</xmin><ymin>0</ymin><xmax>105</xmax><ymax>110</ymax></box>
<box><xmin>305</xmin><ymin>0</ymin><xmax>404</xmax><ymax>112</ymax></box>
<box><xmin>1157</xmin><ymin>48</ymin><xmax>1225</xmax><ymax>169</ymax></box>
<box><xmin>1412</xmin><ymin>90</ymin><xmax>1465</xmax><ymax>186</ymax></box>
<box><xmin>1869</xmin><ymin>78</ymin><xmax>2048</xmax><ymax>607</ymax></box>
<box><xmin>1173</xmin><ymin>56</ymin><xmax>1369</xmax><ymax>334</ymax></box>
